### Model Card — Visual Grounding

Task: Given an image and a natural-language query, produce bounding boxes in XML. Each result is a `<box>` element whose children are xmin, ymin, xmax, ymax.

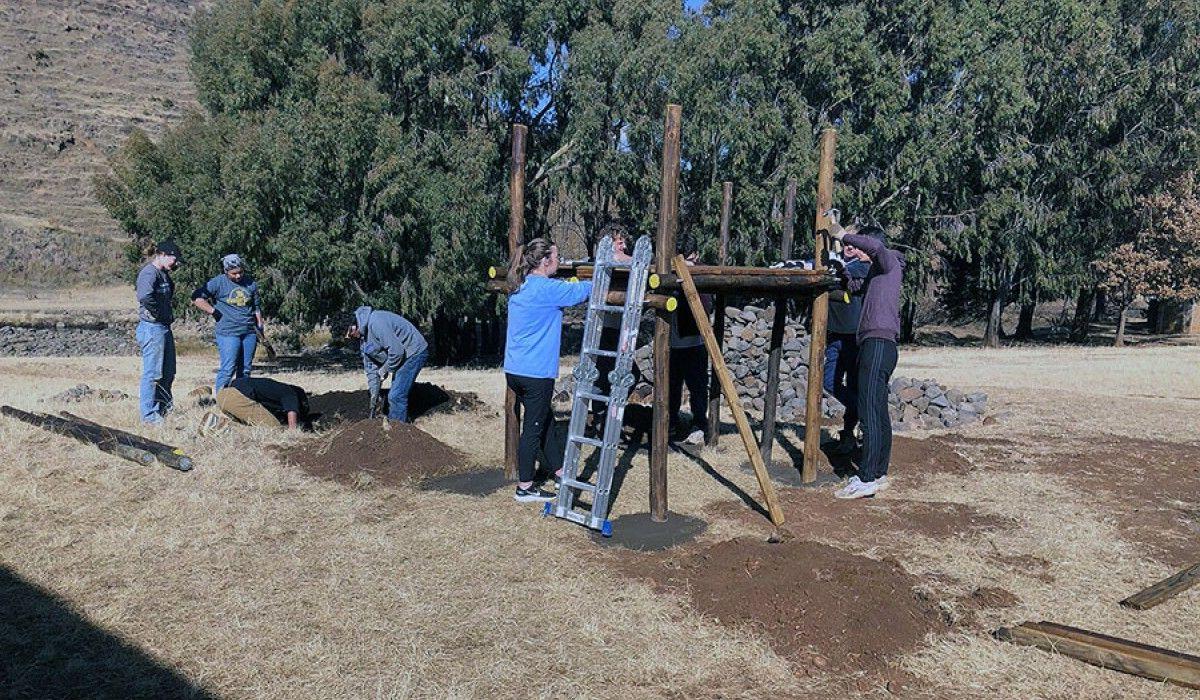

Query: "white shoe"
<box><xmin>834</xmin><ymin>476</ymin><xmax>879</xmax><ymax>499</ymax></box>
<box><xmin>683</xmin><ymin>429</ymin><xmax>705</xmax><ymax>445</ymax></box>
<box><xmin>875</xmin><ymin>475</ymin><xmax>890</xmax><ymax>492</ymax></box>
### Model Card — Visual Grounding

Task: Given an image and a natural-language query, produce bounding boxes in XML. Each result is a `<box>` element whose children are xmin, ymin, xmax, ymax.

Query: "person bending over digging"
<box><xmin>191</xmin><ymin>253</ymin><xmax>264</xmax><ymax>391</ymax></box>
<box><xmin>505</xmin><ymin>238</ymin><xmax>592</xmax><ymax>502</ymax></box>
<box><xmin>210</xmin><ymin>377</ymin><xmax>310</xmax><ymax>430</ymax></box>
<box><xmin>827</xmin><ymin>212</ymin><xmax>905</xmax><ymax>500</ymax></box>
<box><xmin>333</xmin><ymin>306</ymin><xmax>429</xmax><ymax>423</ymax></box>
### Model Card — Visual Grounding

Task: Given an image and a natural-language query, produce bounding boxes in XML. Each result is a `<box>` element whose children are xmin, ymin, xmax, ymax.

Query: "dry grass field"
<box><xmin>1</xmin><ymin>338</ymin><xmax>1198</xmax><ymax>699</ymax></box>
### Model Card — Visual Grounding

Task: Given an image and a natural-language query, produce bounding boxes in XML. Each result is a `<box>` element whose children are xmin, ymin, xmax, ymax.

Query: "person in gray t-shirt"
<box><xmin>134</xmin><ymin>239</ymin><xmax>183</xmax><ymax>424</ymax></box>
<box><xmin>192</xmin><ymin>253</ymin><xmax>264</xmax><ymax>390</ymax></box>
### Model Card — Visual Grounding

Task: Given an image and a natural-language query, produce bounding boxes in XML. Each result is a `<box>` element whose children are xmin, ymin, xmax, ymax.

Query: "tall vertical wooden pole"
<box><xmin>503</xmin><ymin>124</ymin><xmax>527</xmax><ymax>480</ymax></box>
<box><xmin>651</xmin><ymin>104</ymin><xmax>682</xmax><ymax>522</ymax></box>
<box><xmin>759</xmin><ymin>178</ymin><xmax>797</xmax><ymax>464</ymax></box>
<box><xmin>802</xmin><ymin>129</ymin><xmax>837</xmax><ymax>483</ymax></box>
<box><xmin>706</xmin><ymin>181</ymin><xmax>733</xmax><ymax>446</ymax></box>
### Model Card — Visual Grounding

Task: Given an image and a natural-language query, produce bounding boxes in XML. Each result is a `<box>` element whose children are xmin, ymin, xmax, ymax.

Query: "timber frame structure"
<box><xmin>488</xmin><ymin>104</ymin><xmax>841</xmax><ymax>526</ymax></box>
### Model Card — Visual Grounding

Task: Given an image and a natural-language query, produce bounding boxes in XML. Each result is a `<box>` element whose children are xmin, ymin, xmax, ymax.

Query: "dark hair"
<box><xmin>508</xmin><ymin>238</ymin><xmax>554</xmax><ymax>290</ymax></box>
<box><xmin>677</xmin><ymin>233</ymin><xmax>699</xmax><ymax>257</ymax></box>
<box><xmin>329</xmin><ymin>311</ymin><xmax>358</xmax><ymax>340</ymax></box>
<box><xmin>857</xmin><ymin>225</ymin><xmax>887</xmax><ymax>246</ymax></box>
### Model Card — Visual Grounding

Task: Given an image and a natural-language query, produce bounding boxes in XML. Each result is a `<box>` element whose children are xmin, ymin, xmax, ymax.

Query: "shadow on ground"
<box><xmin>0</xmin><ymin>565</ymin><xmax>213</xmax><ymax>699</ymax></box>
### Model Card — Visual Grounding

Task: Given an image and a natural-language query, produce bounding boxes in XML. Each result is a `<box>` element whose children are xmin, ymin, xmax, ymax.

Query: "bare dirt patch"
<box><xmin>277</xmin><ymin>420</ymin><xmax>468</xmax><ymax>488</ymax></box>
<box><xmin>307</xmin><ymin>383</ymin><xmax>482</xmax><ymax>425</ymax></box>
<box><xmin>1044</xmin><ymin>436</ymin><xmax>1200</xmax><ymax>566</ymax></box>
<box><xmin>614</xmin><ymin>537</ymin><xmax>951</xmax><ymax>685</ymax></box>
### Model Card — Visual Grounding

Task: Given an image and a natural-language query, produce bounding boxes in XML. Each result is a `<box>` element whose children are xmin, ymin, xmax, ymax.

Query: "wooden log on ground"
<box><xmin>2</xmin><ymin>406</ymin><xmax>157</xmax><ymax>467</ymax></box>
<box><xmin>760</xmin><ymin>178</ymin><xmax>798</xmax><ymax>464</ymax></box>
<box><xmin>995</xmin><ymin>621</ymin><xmax>1200</xmax><ymax>690</ymax></box>
<box><xmin>707</xmin><ymin>181</ymin><xmax>733</xmax><ymax>446</ymax></box>
<box><xmin>650</xmin><ymin>104</ymin><xmax>682</xmax><ymax>523</ymax></box>
<box><xmin>802</xmin><ymin>128</ymin><xmax>837</xmax><ymax>483</ymax></box>
<box><xmin>504</xmin><ymin>123</ymin><xmax>527</xmax><ymax>481</ymax></box>
<box><xmin>1120</xmin><ymin>562</ymin><xmax>1200</xmax><ymax>610</ymax></box>
<box><xmin>59</xmin><ymin>411</ymin><xmax>193</xmax><ymax>472</ymax></box>
<box><xmin>484</xmin><ymin>280</ymin><xmax>676</xmax><ymax>311</ymax></box>
<box><xmin>674</xmin><ymin>256</ymin><xmax>784</xmax><ymax>526</ymax></box>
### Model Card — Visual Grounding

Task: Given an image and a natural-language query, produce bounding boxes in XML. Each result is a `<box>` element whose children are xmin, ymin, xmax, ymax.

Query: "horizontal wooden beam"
<box><xmin>996</xmin><ymin>621</ymin><xmax>1200</xmax><ymax>690</ymax></box>
<box><xmin>1120</xmin><ymin>562</ymin><xmax>1200</xmax><ymax>611</ymax></box>
<box><xmin>484</xmin><ymin>280</ymin><xmax>676</xmax><ymax>312</ymax></box>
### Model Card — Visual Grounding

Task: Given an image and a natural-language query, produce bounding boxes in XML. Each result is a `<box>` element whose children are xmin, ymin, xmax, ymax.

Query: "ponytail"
<box><xmin>140</xmin><ymin>241</ymin><xmax>157</xmax><ymax>259</ymax></box>
<box><xmin>508</xmin><ymin>238</ymin><xmax>554</xmax><ymax>291</ymax></box>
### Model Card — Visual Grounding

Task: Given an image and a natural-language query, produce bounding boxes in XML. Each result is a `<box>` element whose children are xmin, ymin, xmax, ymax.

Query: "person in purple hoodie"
<box><xmin>827</xmin><ymin>212</ymin><xmax>905</xmax><ymax>499</ymax></box>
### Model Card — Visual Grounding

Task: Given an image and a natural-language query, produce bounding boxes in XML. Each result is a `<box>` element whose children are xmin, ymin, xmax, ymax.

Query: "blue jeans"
<box><xmin>136</xmin><ymin>321</ymin><xmax>176</xmax><ymax>424</ymax></box>
<box><xmin>215</xmin><ymin>332</ymin><xmax>258</xmax><ymax>390</ymax></box>
<box><xmin>824</xmin><ymin>333</ymin><xmax>860</xmax><ymax>436</ymax></box>
<box><xmin>387</xmin><ymin>348</ymin><xmax>428</xmax><ymax>422</ymax></box>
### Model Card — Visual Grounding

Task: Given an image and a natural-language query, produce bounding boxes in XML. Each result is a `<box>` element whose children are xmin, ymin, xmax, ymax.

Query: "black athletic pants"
<box><xmin>506</xmin><ymin>373</ymin><xmax>562</xmax><ymax>484</ymax></box>
<box><xmin>669</xmin><ymin>345</ymin><xmax>709</xmax><ymax>433</ymax></box>
<box><xmin>857</xmin><ymin>338</ymin><xmax>897</xmax><ymax>483</ymax></box>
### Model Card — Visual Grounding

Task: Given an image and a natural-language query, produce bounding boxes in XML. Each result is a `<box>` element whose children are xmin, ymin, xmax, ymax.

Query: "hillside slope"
<box><xmin>0</xmin><ymin>0</ymin><xmax>202</xmax><ymax>285</ymax></box>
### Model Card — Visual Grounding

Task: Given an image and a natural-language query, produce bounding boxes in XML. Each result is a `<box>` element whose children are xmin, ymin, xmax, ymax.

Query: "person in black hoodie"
<box><xmin>668</xmin><ymin>240</ymin><xmax>713</xmax><ymax>445</ymax></box>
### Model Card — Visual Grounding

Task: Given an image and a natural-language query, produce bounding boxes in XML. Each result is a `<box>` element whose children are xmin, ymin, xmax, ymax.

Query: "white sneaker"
<box><xmin>683</xmin><ymin>429</ymin><xmax>705</xmax><ymax>445</ymax></box>
<box><xmin>875</xmin><ymin>475</ymin><xmax>890</xmax><ymax>492</ymax></box>
<box><xmin>834</xmin><ymin>476</ymin><xmax>879</xmax><ymax>499</ymax></box>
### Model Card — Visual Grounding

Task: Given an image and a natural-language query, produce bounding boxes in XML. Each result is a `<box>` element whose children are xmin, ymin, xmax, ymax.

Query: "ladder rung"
<box><xmin>569</xmin><ymin>435</ymin><xmax>603</xmax><ymax>447</ymax></box>
<box><xmin>577</xmin><ymin>392</ymin><xmax>609</xmax><ymax>403</ymax></box>
<box><xmin>589</xmin><ymin>304</ymin><xmax>625</xmax><ymax>313</ymax></box>
<box><xmin>585</xmin><ymin>348</ymin><xmax>618</xmax><ymax>358</ymax></box>
<box><xmin>561</xmin><ymin>478</ymin><xmax>596</xmax><ymax>493</ymax></box>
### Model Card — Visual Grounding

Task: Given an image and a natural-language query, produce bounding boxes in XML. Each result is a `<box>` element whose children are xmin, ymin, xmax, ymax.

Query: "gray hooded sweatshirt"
<box><xmin>355</xmin><ymin>306</ymin><xmax>429</xmax><ymax>396</ymax></box>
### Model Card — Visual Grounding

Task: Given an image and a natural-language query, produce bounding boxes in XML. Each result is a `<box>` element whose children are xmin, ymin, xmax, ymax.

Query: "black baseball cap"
<box><xmin>155</xmin><ymin>239</ymin><xmax>184</xmax><ymax>261</ymax></box>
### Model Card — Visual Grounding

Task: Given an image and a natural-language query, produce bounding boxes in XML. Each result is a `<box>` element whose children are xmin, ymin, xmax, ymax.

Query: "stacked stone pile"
<box><xmin>556</xmin><ymin>304</ymin><xmax>990</xmax><ymax>432</ymax></box>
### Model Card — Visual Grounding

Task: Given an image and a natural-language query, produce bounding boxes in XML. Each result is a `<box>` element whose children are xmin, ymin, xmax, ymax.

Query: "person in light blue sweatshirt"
<box><xmin>504</xmin><ymin>238</ymin><xmax>593</xmax><ymax>502</ymax></box>
<box><xmin>134</xmin><ymin>239</ymin><xmax>183</xmax><ymax>425</ymax></box>
<box><xmin>192</xmin><ymin>253</ymin><xmax>264</xmax><ymax>390</ymax></box>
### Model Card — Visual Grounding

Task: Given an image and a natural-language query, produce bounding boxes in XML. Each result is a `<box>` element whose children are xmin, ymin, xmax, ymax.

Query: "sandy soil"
<box><xmin>0</xmin><ymin>343</ymin><xmax>1198</xmax><ymax>698</ymax></box>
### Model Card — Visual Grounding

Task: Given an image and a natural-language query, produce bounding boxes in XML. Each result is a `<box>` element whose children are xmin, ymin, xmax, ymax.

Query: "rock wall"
<box><xmin>582</xmin><ymin>304</ymin><xmax>989</xmax><ymax>432</ymax></box>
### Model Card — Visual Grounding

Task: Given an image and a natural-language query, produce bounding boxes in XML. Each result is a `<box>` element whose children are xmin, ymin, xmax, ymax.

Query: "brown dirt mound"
<box><xmin>308</xmin><ymin>383</ymin><xmax>482</xmax><ymax>426</ymax></box>
<box><xmin>278</xmin><ymin>420</ymin><xmax>468</xmax><ymax>488</ymax></box>
<box><xmin>615</xmin><ymin>537</ymin><xmax>950</xmax><ymax>678</ymax></box>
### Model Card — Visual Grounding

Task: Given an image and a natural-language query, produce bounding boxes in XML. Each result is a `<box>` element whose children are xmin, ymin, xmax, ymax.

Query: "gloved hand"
<box><xmin>211</xmin><ymin>309</ymin><xmax>223</xmax><ymax>322</ymax></box>
<box><xmin>368</xmin><ymin>390</ymin><xmax>380</xmax><ymax>418</ymax></box>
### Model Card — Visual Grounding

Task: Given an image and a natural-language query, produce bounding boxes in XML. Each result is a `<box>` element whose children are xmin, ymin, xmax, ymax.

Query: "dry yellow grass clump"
<box><xmin>0</xmin><ymin>343</ymin><xmax>1198</xmax><ymax>698</ymax></box>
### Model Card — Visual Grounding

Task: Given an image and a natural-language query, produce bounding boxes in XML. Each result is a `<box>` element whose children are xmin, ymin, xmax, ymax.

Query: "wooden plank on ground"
<box><xmin>673</xmin><ymin>255</ymin><xmax>785</xmax><ymax>527</ymax></box>
<box><xmin>1120</xmin><ymin>562</ymin><xmax>1200</xmax><ymax>611</ymax></box>
<box><xmin>995</xmin><ymin>621</ymin><xmax>1200</xmax><ymax>690</ymax></box>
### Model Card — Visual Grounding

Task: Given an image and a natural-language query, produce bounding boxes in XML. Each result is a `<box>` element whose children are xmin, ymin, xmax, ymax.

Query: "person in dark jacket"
<box><xmin>824</xmin><ymin>246</ymin><xmax>872</xmax><ymax>453</ymax></box>
<box><xmin>333</xmin><ymin>306</ymin><xmax>429</xmax><ymax>423</ymax></box>
<box><xmin>192</xmin><ymin>253</ymin><xmax>264</xmax><ymax>390</ymax></box>
<box><xmin>669</xmin><ymin>243</ymin><xmax>713</xmax><ymax>445</ymax></box>
<box><xmin>134</xmin><ymin>239</ymin><xmax>183</xmax><ymax>425</ymax></box>
<box><xmin>828</xmin><ymin>213</ymin><xmax>905</xmax><ymax>499</ymax></box>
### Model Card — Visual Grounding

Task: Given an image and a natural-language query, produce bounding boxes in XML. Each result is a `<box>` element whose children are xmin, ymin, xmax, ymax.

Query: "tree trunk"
<box><xmin>1015</xmin><ymin>296</ymin><xmax>1037</xmax><ymax>340</ymax></box>
<box><xmin>900</xmin><ymin>299</ymin><xmax>916</xmax><ymax>343</ymax></box>
<box><xmin>984</xmin><ymin>290</ymin><xmax>1004</xmax><ymax>348</ymax></box>
<box><xmin>1115</xmin><ymin>303</ymin><xmax>1128</xmax><ymax>347</ymax></box>
<box><xmin>1070</xmin><ymin>286</ymin><xmax>1095</xmax><ymax>342</ymax></box>
<box><xmin>1093</xmin><ymin>287</ymin><xmax>1107</xmax><ymax>321</ymax></box>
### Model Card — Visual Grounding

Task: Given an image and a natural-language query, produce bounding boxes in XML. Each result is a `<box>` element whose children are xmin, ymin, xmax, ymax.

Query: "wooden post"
<box><xmin>706</xmin><ymin>181</ymin><xmax>733</xmax><ymax>446</ymax></box>
<box><xmin>802</xmin><ymin>129</ymin><xmax>836</xmax><ymax>483</ymax></box>
<box><xmin>674</xmin><ymin>257</ymin><xmax>784</xmax><ymax>526</ymax></box>
<box><xmin>759</xmin><ymin>178</ymin><xmax>798</xmax><ymax>464</ymax></box>
<box><xmin>503</xmin><ymin>124</ymin><xmax>527</xmax><ymax>480</ymax></box>
<box><xmin>1120</xmin><ymin>562</ymin><xmax>1200</xmax><ymax>610</ymax></box>
<box><xmin>651</xmin><ymin>104</ymin><xmax>682</xmax><ymax>522</ymax></box>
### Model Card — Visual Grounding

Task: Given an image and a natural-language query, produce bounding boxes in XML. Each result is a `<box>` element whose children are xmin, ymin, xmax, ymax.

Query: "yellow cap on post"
<box><xmin>648</xmin><ymin>273</ymin><xmax>660</xmax><ymax>289</ymax></box>
<box><xmin>665</xmin><ymin>297</ymin><xmax>678</xmax><ymax>312</ymax></box>
<box><xmin>488</xmin><ymin>266</ymin><xmax>497</xmax><ymax>279</ymax></box>
<box><xmin>569</xmin><ymin>276</ymin><xmax>579</xmax><ymax>283</ymax></box>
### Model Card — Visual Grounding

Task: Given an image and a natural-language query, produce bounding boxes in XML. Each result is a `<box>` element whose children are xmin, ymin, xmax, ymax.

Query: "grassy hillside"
<box><xmin>0</xmin><ymin>0</ymin><xmax>202</xmax><ymax>286</ymax></box>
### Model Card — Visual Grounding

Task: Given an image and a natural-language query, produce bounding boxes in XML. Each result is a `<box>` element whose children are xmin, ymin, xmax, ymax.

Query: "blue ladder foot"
<box><xmin>601</xmin><ymin>520</ymin><xmax>613</xmax><ymax>538</ymax></box>
<box><xmin>542</xmin><ymin>501</ymin><xmax>552</xmax><ymax>517</ymax></box>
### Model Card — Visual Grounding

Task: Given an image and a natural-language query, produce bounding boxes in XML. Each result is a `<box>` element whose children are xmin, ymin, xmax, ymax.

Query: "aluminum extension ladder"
<box><xmin>544</xmin><ymin>234</ymin><xmax>654</xmax><ymax>536</ymax></box>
